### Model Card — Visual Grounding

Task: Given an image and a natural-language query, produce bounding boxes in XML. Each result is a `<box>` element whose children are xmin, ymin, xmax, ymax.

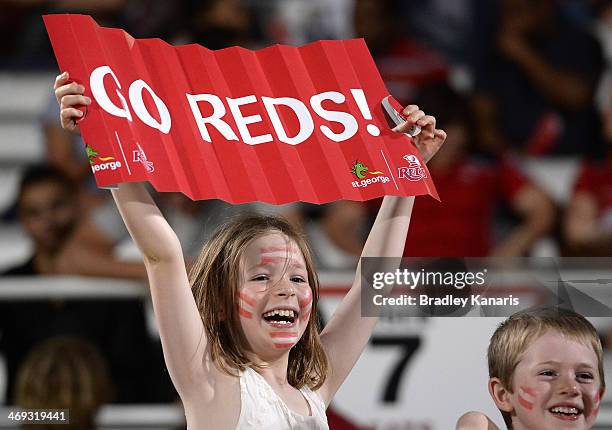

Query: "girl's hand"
<box><xmin>392</xmin><ymin>104</ymin><xmax>447</xmax><ymax>163</ymax></box>
<box><xmin>53</xmin><ymin>71</ymin><xmax>91</xmax><ymax>135</ymax></box>
<box><xmin>456</xmin><ymin>411</ymin><xmax>500</xmax><ymax>430</ymax></box>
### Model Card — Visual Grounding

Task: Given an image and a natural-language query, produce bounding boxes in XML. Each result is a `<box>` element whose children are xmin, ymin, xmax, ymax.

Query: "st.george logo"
<box><xmin>398</xmin><ymin>154</ymin><xmax>426</xmax><ymax>181</ymax></box>
<box><xmin>86</xmin><ymin>144</ymin><xmax>122</xmax><ymax>172</ymax></box>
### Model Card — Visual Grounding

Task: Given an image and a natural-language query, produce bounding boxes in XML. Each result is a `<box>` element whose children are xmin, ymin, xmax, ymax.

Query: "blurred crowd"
<box><xmin>0</xmin><ymin>0</ymin><xmax>611</xmax><ymax>428</ymax></box>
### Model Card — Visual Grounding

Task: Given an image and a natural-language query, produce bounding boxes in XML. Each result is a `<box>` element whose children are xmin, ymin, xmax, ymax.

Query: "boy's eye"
<box><xmin>577</xmin><ymin>372</ymin><xmax>594</xmax><ymax>381</ymax></box>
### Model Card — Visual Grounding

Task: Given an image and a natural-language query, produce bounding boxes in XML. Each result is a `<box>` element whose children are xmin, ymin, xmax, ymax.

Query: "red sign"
<box><xmin>44</xmin><ymin>14</ymin><xmax>438</xmax><ymax>204</ymax></box>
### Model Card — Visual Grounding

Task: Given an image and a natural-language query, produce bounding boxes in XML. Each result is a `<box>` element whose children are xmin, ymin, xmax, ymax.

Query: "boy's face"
<box><xmin>507</xmin><ymin>330</ymin><xmax>602</xmax><ymax>430</ymax></box>
<box><xmin>236</xmin><ymin>232</ymin><xmax>313</xmax><ymax>359</ymax></box>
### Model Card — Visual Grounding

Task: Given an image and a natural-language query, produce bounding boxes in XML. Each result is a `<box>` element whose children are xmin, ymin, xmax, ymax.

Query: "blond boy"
<box><xmin>457</xmin><ymin>307</ymin><xmax>605</xmax><ymax>430</ymax></box>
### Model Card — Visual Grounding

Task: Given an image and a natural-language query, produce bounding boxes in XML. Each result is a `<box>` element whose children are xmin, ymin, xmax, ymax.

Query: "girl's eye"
<box><xmin>539</xmin><ymin>370</ymin><xmax>556</xmax><ymax>377</ymax></box>
<box><xmin>291</xmin><ymin>276</ymin><xmax>306</xmax><ymax>283</ymax></box>
<box><xmin>252</xmin><ymin>275</ymin><xmax>269</xmax><ymax>281</ymax></box>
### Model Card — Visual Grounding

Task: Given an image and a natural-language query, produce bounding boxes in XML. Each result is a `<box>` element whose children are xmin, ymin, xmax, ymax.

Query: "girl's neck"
<box><xmin>248</xmin><ymin>351</ymin><xmax>291</xmax><ymax>386</ymax></box>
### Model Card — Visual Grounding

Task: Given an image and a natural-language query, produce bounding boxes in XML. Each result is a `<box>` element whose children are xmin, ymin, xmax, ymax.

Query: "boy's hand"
<box><xmin>53</xmin><ymin>71</ymin><xmax>91</xmax><ymax>135</ymax></box>
<box><xmin>392</xmin><ymin>104</ymin><xmax>446</xmax><ymax>164</ymax></box>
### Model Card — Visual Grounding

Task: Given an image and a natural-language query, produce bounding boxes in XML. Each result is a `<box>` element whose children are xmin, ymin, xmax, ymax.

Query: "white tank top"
<box><xmin>235</xmin><ymin>367</ymin><xmax>329</xmax><ymax>430</ymax></box>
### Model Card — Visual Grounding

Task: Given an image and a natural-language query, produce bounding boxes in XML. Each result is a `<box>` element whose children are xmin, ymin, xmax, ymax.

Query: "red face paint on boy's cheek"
<box><xmin>518</xmin><ymin>386</ymin><xmax>536</xmax><ymax>411</ymax></box>
<box><xmin>591</xmin><ymin>391</ymin><xmax>601</xmax><ymax>417</ymax></box>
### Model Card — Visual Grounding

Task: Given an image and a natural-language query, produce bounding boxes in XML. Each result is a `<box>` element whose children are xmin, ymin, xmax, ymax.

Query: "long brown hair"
<box><xmin>189</xmin><ymin>214</ymin><xmax>328</xmax><ymax>389</ymax></box>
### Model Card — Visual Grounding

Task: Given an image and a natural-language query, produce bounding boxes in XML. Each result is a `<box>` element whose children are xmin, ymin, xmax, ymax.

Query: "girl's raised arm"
<box><xmin>318</xmin><ymin>105</ymin><xmax>446</xmax><ymax>404</ymax></box>
<box><xmin>456</xmin><ymin>412</ymin><xmax>501</xmax><ymax>430</ymax></box>
<box><xmin>54</xmin><ymin>73</ymin><xmax>209</xmax><ymax>398</ymax></box>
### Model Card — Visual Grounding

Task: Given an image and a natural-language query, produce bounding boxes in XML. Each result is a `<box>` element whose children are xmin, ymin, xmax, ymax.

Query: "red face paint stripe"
<box><xmin>520</xmin><ymin>386</ymin><xmax>537</xmax><ymax>397</ymax></box>
<box><xmin>260</xmin><ymin>246</ymin><xmax>291</xmax><ymax>253</ymax></box>
<box><xmin>238</xmin><ymin>307</ymin><xmax>252</xmax><ymax>319</ymax></box>
<box><xmin>260</xmin><ymin>256</ymin><xmax>302</xmax><ymax>266</ymax></box>
<box><xmin>591</xmin><ymin>392</ymin><xmax>602</xmax><ymax>417</ymax></box>
<box><xmin>298</xmin><ymin>295</ymin><xmax>312</xmax><ymax>308</ymax></box>
<box><xmin>273</xmin><ymin>343</ymin><xmax>296</xmax><ymax>348</ymax></box>
<box><xmin>269</xmin><ymin>332</ymin><xmax>299</xmax><ymax>338</ymax></box>
<box><xmin>237</xmin><ymin>291</ymin><xmax>256</xmax><ymax>307</ymax></box>
<box><xmin>518</xmin><ymin>395</ymin><xmax>534</xmax><ymax>411</ymax></box>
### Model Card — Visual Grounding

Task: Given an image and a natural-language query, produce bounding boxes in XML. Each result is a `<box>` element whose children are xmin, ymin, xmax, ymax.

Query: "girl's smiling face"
<box><xmin>506</xmin><ymin>330</ymin><xmax>603</xmax><ymax>430</ymax></box>
<box><xmin>236</xmin><ymin>232</ymin><xmax>313</xmax><ymax>357</ymax></box>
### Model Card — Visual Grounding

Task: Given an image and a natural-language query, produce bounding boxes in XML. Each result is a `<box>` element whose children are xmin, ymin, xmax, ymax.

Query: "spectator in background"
<box><xmin>41</xmin><ymin>96</ymin><xmax>109</xmax><ymax>210</ymax></box>
<box><xmin>15</xmin><ymin>336</ymin><xmax>112</xmax><ymax>430</ymax></box>
<box><xmin>285</xmin><ymin>81</ymin><xmax>557</xmax><ymax>266</ymax></box>
<box><xmin>0</xmin><ymin>165</ymin><xmax>175</xmax><ymax>404</ymax></box>
<box><xmin>283</xmin><ymin>0</ymin><xmax>452</xmax><ymax>271</ymax></box>
<box><xmin>2</xmin><ymin>0</ymin><xmax>128</xmax><ymax>69</ymax></box>
<box><xmin>353</xmin><ymin>0</ymin><xmax>448</xmax><ymax>104</ymax></box>
<box><xmin>2</xmin><ymin>165</ymin><xmax>145</xmax><ymax>278</ymax></box>
<box><xmin>473</xmin><ymin>0</ymin><xmax>605</xmax><ymax>156</ymax></box>
<box><xmin>179</xmin><ymin>0</ymin><xmax>256</xmax><ymax>49</ymax></box>
<box><xmin>401</xmin><ymin>85</ymin><xmax>555</xmax><ymax>257</ymax></box>
<box><xmin>563</xmin><ymin>71</ymin><xmax>612</xmax><ymax>257</ymax></box>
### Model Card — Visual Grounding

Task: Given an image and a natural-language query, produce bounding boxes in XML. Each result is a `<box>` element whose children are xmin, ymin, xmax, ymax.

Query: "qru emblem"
<box><xmin>133</xmin><ymin>143</ymin><xmax>155</xmax><ymax>173</ymax></box>
<box><xmin>398</xmin><ymin>154</ymin><xmax>426</xmax><ymax>181</ymax></box>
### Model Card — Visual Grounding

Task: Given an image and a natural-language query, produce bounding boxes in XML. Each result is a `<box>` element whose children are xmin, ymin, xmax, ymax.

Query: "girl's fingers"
<box><xmin>417</xmin><ymin>115</ymin><xmax>436</xmax><ymax>130</ymax></box>
<box><xmin>54</xmin><ymin>82</ymin><xmax>85</xmax><ymax>104</ymax></box>
<box><xmin>60</xmin><ymin>94</ymin><xmax>91</xmax><ymax>109</ymax></box>
<box><xmin>53</xmin><ymin>71</ymin><xmax>69</xmax><ymax>90</ymax></box>
<box><xmin>407</xmin><ymin>110</ymin><xmax>425</xmax><ymax>124</ymax></box>
<box><xmin>61</xmin><ymin>107</ymin><xmax>84</xmax><ymax>125</ymax></box>
<box><xmin>434</xmin><ymin>129</ymin><xmax>447</xmax><ymax>143</ymax></box>
<box><xmin>402</xmin><ymin>104</ymin><xmax>419</xmax><ymax>116</ymax></box>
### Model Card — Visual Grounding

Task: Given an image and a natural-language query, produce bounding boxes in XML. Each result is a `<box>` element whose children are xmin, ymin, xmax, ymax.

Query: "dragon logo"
<box><xmin>350</xmin><ymin>161</ymin><xmax>390</xmax><ymax>188</ymax></box>
<box><xmin>85</xmin><ymin>144</ymin><xmax>115</xmax><ymax>164</ymax></box>
<box><xmin>351</xmin><ymin>161</ymin><xmax>384</xmax><ymax>179</ymax></box>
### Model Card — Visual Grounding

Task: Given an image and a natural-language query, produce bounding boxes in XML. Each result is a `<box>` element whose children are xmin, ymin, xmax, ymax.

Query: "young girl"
<box><xmin>54</xmin><ymin>72</ymin><xmax>446</xmax><ymax>429</ymax></box>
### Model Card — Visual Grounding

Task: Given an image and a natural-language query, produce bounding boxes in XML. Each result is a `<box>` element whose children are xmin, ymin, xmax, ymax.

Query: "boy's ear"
<box><xmin>489</xmin><ymin>377</ymin><xmax>514</xmax><ymax>413</ymax></box>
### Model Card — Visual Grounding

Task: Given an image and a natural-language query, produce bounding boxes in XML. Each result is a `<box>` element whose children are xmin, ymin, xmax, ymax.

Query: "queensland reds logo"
<box><xmin>398</xmin><ymin>154</ymin><xmax>426</xmax><ymax>181</ymax></box>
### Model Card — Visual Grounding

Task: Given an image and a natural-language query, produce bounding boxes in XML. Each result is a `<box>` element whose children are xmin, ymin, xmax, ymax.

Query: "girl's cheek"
<box><xmin>517</xmin><ymin>386</ymin><xmax>537</xmax><ymax>411</ymax></box>
<box><xmin>236</xmin><ymin>290</ymin><xmax>257</xmax><ymax>319</ymax></box>
<box><xmin>297</xmin><ymin>287</ymin><xmax>313</xmax><ymax>322</ymax></box>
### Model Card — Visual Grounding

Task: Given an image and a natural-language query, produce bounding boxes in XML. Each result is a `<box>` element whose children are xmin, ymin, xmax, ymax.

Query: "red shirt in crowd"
<box><xmin>402</xmin><ymin>158</ymin><xmax>528</xmax><ymax>257</ymax></box>
<box><xmin>572</xmin><ymin>157</ymin><xmax>612</xmax><ymax>219</ymax></box>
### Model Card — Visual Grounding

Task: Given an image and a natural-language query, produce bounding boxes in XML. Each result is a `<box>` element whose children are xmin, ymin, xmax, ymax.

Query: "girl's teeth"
<box><xmin>263</xmin><ymin>309</ymin><xmax>295</xmax><ymax>317</ymax></box>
